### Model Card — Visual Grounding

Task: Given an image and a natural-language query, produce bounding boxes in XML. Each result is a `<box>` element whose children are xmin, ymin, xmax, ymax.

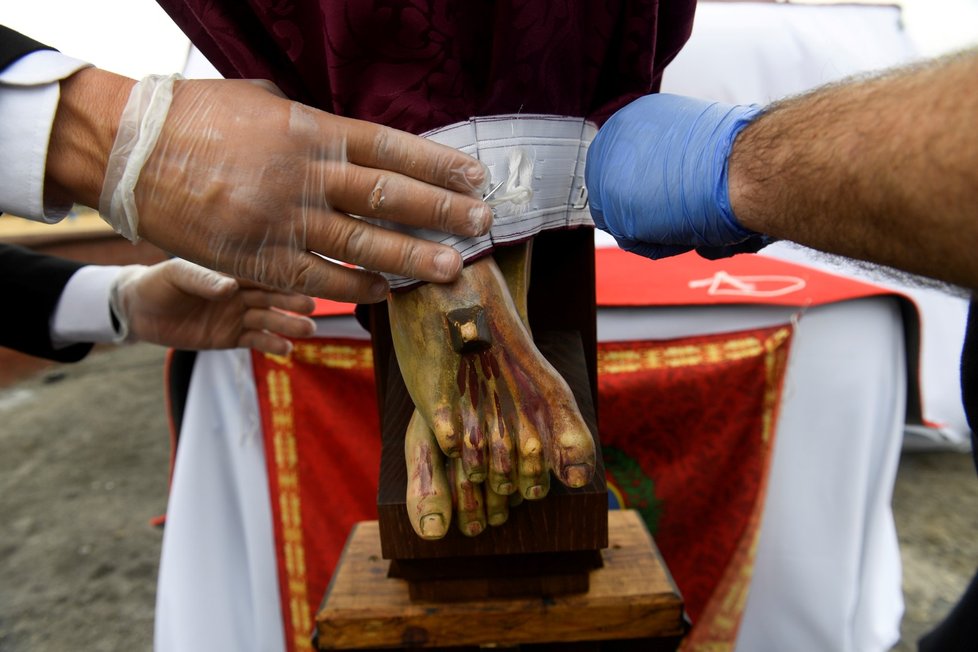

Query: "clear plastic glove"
<box><xmin>98</xmin><ymin>74</ymin><xmax>492</xmax><ymax>302</ymax></box>
<box><xmin>585</xmin><ymin>93</ymin><xmax>771</xmax><ymax>260</ymax></box>
<box><xmin>110</xmin><ymin>258</ymin><xmax>316</xmax><ymax>355</ymax></box>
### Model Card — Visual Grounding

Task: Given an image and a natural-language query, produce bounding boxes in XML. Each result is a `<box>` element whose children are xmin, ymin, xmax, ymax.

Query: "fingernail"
<box><xmin>212</xmin><ymin>277</ymin><xmax>237</xmax><ymax>292</ymax></box>
<box><xmin>420</xmin><ymin>514</ymin><xmax>446</xmax><ymax>539</ymax></box>
<box><xmin>465</xmin><ymin>522</ymin><xmax>484</xmax><ymax>537</ymax></box>
<box><xmin>465</xmin><ymin>162</ymin><xmax>490</xmax><ymax>192</ymax></box>
<box><xmin>370</xmin><ymin>278</ymin><xmax>389</xmax><ymax>299</ymax></box>
<box><xmin>468</xmin><ymin>206</ymin><xmax>493</xmax><ymax>235</ymax></box>
<box><xmin>467</xmin><ymin>471</ymin><xmax>486</xmax><ymax>483</ymax></box>
<box><xmin>562</xmin><ymin>464</ymin><xmax>593</xmax><ymax>488</ymax></box>
<box><xmin>496</xmin><ymin>482</ymin><xmax>514</xmax><ymax>495</ymax></box>
<box><xmin>434</xmin><ymin>250</ymin><xmax>461</xmax><ymax>278</ymax></box>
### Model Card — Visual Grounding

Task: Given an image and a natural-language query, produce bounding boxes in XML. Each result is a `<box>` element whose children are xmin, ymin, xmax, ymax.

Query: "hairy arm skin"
<box><xmin>728</xmin><ymin>49</ymin><xmax>978</xmax><ymax>291</ymax></box>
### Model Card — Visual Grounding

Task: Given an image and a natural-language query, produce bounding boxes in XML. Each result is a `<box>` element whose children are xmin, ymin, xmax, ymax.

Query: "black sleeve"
<box><xmin>0</xmin><ymin>243</ymin><xmax>93</xmax><ymax>362</ymax></box>
<box><xmin>0</xmin><ymin>25</ymin><xmax>55</xmax><ymax>72</ymax></box>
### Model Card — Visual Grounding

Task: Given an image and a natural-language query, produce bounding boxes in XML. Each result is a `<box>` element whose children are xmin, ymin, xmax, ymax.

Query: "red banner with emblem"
<box><xmin>599</xmin><ymin>325</ymin><xmax>793</xmax><ymax>650</ymax></box>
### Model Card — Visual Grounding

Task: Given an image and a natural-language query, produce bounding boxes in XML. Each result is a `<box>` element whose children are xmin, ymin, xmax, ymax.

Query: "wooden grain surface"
<box><xmin>316</xmin><ymin>510</ymin><xmax>686</xmax><ymax>650</ymax></box>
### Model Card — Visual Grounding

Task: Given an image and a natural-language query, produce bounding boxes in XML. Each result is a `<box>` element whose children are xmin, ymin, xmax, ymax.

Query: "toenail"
<box><xmin>562</xmin><ymin>463</ymin><xmax>593</xmax><ymax>488</ymax></box>
<box><xmin>420</xmin><ymin>514</ymin><xmax>446</xmax><ymax>539</ymax></box>
<box><xmin>526</xmin><ymin>485</ymin><xmax>546</xmax><ymax>500</ymax></box>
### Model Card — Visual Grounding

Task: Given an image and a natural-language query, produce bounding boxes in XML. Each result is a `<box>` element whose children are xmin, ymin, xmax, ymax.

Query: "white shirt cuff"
<box><xmin>0</xmin><ymin>50</ymin><xmax>91</xmax><ymax>222</ymax></box>
<box><xmin>50</xmin><ymin>265</ymin><xmax>122</xmax><ymax>346</ymax></box>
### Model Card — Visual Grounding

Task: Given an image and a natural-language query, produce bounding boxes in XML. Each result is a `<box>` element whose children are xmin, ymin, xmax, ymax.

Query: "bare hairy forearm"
<box><xmin>45</xmin><ymin>68</ymin><xmax>136</xmax><ymax>209</ymax></box>
<box><xmin>729</xmin><ymin>49</ymin><xmax>978</xmax><ymax>290</ymax></box>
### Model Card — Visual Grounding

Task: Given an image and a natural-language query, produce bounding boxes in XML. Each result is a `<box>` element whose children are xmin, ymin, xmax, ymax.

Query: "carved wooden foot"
<box><xmin>391</xmin><ymin>242</ymin><xmax>595</xmax><ymax>539</ymax></box>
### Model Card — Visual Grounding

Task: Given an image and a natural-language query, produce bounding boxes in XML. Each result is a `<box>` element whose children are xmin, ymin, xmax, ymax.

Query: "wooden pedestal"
<box><xmin>338</xmin><ymin>230</ymin><xmax>686</xmax><ymax>648</ymax></box>
<box><xmin>314</xmin><ymin>509</ymin><xmax>687</xmax><ymax>650</ymax></box>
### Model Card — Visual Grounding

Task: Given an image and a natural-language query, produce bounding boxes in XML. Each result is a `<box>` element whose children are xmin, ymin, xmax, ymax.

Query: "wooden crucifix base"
<box><xmin>314</xmin><ymin>509</ymin><xmax>687</xmax><ymax>650</ymax></box>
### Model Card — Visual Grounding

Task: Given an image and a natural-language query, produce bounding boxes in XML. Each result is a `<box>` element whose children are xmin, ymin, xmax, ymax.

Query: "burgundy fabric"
<box><xmin>155</xmin><ymin>1</ymin><xmax>696</xmax><ymax>133</ymax></box>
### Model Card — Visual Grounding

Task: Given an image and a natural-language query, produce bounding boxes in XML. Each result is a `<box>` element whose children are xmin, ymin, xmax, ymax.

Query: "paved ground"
<box><xmin>0</xmin><ymin>343</ymin><xmax>976</xmax><ymax>651</ymax></box>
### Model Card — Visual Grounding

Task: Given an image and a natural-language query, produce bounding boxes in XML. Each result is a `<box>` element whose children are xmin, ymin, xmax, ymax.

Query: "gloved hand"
<box><xmin>91</xmin><ymin>73</ymin><xmax>492</xmax><ymax>303</ymax></box>
<box><xmin>585</xmin><ymin>93</ymin><xmax>771</xmax><ymax>260</ymax></box>
<box><xmin>110</xmin><ymin>258</ymin><xmax>316</xmax><ymax>356</ymax></box>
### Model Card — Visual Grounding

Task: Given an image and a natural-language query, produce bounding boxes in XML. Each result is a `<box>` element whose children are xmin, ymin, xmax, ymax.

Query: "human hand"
<box><xmin>50</xmin><ymin>68</ymin><xmax>492</xmax><ymax>303</ymax></box>
<box><xmin>111</xmin><ymin>258</ymin><xmax>316</xmax><ymax>355</ymax></box>
<box><xmin>585</xmin><ymin>93</ymin><xmax>770</xmax><ymax>260</ymax></box>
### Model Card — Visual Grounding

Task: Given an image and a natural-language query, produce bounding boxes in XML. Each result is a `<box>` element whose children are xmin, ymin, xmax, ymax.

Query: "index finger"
<box><xmin>339</xmin><ymin>117</ymin><xmax>490</xmax><ymax>195</ymax></box>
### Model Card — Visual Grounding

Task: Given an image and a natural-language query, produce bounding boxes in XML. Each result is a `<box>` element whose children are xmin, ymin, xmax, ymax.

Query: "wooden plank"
<box><xmin>403</xmin><ymin>571</ymin><xmax>589</xmax><ymax>602</ymax></box>
<box><xmin>315</xmin><ymin>510</ymin><xmax>686</xmax><ymax>650</ymax></box>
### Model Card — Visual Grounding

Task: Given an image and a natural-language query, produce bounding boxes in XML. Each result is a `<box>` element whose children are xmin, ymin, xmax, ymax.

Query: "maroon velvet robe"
<box><xmin>155</xmin><ymin>1</ymin><xmax>696</xmax><ymax>133</ymax></box>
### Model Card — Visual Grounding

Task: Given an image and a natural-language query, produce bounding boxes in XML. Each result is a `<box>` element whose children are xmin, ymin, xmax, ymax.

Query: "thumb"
<box><xmin>166</xmin><ymin>258</ymin><xmax>238</xmax><ymax>299</ymax></box>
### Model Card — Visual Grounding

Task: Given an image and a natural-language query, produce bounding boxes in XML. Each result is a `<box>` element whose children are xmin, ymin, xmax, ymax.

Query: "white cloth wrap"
<box><xmin>373</xmin><ymin>115</ymin><xmax>596</xmax><ymax>290</ymax></box>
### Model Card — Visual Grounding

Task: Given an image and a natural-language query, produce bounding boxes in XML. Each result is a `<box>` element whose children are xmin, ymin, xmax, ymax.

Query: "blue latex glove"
<box><xmin>586</xmin><ymin>93</ymin><xmax>770</xmax><ymax>260</ymax></box>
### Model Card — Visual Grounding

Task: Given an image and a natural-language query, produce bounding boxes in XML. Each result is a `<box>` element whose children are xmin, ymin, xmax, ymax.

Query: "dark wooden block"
<box><xmin>376</xmin><ymin>330</ymin><xmax>607</xmax><ymax>560</ymax></box>
<box><xmin>389</xmin><ymin>550</ymin><xmax>603</xmax><ymax>601</ymax></box>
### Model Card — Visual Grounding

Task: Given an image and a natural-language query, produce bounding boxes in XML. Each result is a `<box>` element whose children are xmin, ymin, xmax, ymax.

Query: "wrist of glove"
<box><xmin>100</xmin><ymin>74</ymin><xmax>181</xmax><ymax>242</ymax></box>
<box><xmin>107</xmin><ymin>265</ymin><xmax>149</xmax><ymax>344</ymax></box>
<box><xmin>586</xmin><ymin>93</ymin><xmax>772</xmax><ymax>260</ymax></box>
<box><xmin>109</xmin><ymin>260</ymin><xmax>241</xmax><ymax>347</ymax></box>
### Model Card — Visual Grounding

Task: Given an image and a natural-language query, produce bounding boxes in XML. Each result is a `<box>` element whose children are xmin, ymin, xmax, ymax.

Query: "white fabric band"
<box><xmin>99</xmin><ymin>73</ymin><xmax>182</xmax><ymax>242</ymax></box>
<box><xmin>374</xmin><ymin>115</ymin><xmax>596</xmax><ymax>290</ymax></box>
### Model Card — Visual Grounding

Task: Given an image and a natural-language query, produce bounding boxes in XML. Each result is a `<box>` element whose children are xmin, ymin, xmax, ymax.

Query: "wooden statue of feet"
<box><xmin>390</xmin><ymin>243</ymin><xmax>595</xmax><ymax>539</ymax></box>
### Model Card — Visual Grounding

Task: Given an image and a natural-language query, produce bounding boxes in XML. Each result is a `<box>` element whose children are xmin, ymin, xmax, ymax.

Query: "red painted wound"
<box><xmin>456</xmin><ymin>359</ymin><xmax>467</xmax><ymax>395</ymax></box>
<box><xmin>411</xmin><ymin>443</ymin><xmax>436</xmax><ymax>504</ymax></box>
<box><xmin>467</xmin><ymin>360</ymin><xmax>479</xmax><ymax>407</ymax></box>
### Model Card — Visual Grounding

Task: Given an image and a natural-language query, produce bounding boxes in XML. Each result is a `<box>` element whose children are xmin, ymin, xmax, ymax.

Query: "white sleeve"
<box><xmin>50</xmin><ymin>264</ymin><xmax>123</xmax><ymax>346</ymax></box>
<box><xmin>0</xmin><ymin>50</ymin><xmax>92</xmax><ymax>222</ymax></box>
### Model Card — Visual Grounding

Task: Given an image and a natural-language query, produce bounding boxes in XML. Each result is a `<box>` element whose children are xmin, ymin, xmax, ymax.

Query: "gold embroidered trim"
<box><xmin>267</xmin><ymin>365</ymin><xmax>313</xmax><ymax>651</ymax></box>
<box><xmin>292</xmin><ymin>342</ymin><xmax>373</xmax><ymax>370</ymax></box>
<box><xmin>597</xmin><ymin>333</ymin><xmax>777</xmax><ymax>376</ymax></box>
